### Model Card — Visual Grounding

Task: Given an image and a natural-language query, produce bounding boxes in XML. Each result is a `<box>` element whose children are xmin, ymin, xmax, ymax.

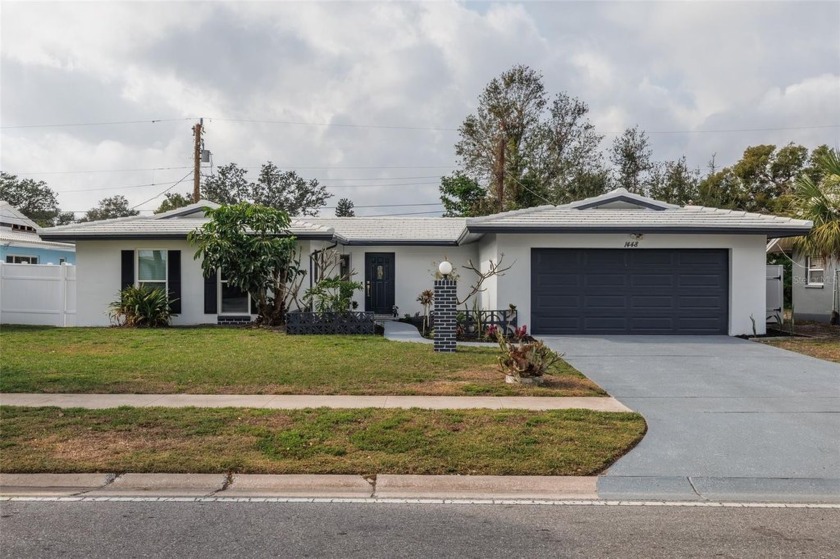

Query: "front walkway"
<box><xmin>0</xmin><ymin>393</ymin><xmax>631</xmax><ymax>412</ymax></box>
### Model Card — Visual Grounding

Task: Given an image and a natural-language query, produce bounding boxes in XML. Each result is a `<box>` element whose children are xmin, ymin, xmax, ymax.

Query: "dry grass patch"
<box><xmin>762</xmin><ymin>322</ymin><xmax>840</xmax><ymax>363</ymax></box>
<box><xmin>0</xmin><ymin>326</ymin><xmax>605</xmax><ymax>396</ymax></box>
<box><xmin>0</xmin><ymin>406</ymin><xmax>645</xmax><ymax>476</ymax></box>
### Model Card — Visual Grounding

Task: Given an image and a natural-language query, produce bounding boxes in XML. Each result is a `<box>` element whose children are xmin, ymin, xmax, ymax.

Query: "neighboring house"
<box><xmin>40</xmin><ymin>188</ymin><xmax>810</xmax><ymax>336</ymax></box>
<box><xmin>767</xmin><ymin>238</ymin><xmax>839</xmax><ymax>323</ymax></box>
<box><xmin>0</xmin><ymin>201</ymin><xmax>75</xmax><ymax>265</ymax></box>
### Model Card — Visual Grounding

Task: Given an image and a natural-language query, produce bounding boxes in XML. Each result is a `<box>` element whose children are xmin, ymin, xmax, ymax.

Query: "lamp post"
<box><xmin>434</xmin><ymin>260</ymin><xmax>456</xmax><ymax>352</ymax></box>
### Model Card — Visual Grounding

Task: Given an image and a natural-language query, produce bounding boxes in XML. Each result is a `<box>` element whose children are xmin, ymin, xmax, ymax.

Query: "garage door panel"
<box><xmin>631</xmin><ymin>274</ymin><xmax>675</xmax><ymax>287</ymax></box>
<box><xmin>531</xmin><ymin>249</ymin><xmax>728</xmax><ymax>335</ymax></box>
<box><xmin>585</xmin><ymin>295</ymin><xmax>627</xmax><ymax>309</ymax></box>
<box><xmin>535</xmin><ymin>273</ymin><xmax>581</xmax><ymax>288</ymax></box>
<box><xmin>584</xmin><ymin>317</ymin><xmax>628</xmax><ymax>331</ymax></box>
<box><xmin>536</xmin><ymin>295</ymin><xmax>581</xmax><ymax>309</ymax></box>
<box><xmin>585</xmin><ymin>275</ymin><xmax>627</xmax><ymax>287</ymax></box>
<box><xmin>631</xmin><ymin>296</ymin><xmax>674</xmax><ymax>308</ymax></box>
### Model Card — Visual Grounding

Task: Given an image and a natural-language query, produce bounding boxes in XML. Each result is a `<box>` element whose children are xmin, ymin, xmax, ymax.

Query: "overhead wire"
<box><xmin>130</xmin><ymin>170</ymin><xmax>194</xmax><ymax>210</ymax></box>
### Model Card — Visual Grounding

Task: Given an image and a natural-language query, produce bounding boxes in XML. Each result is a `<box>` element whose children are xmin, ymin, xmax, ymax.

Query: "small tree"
<box><xmin>154</xmin><ymin>192</ymin><xmax>193</xmax><ymax>214</ymax></box>
<box><xmin>188</xmin><ymin>202</ymin><xmax>303</xmax><ymax>325</ymax></box>
<box><xmin>335</xmin><ymin>198</ymin><xmax>355</xmax><ymax>217</ymax></box>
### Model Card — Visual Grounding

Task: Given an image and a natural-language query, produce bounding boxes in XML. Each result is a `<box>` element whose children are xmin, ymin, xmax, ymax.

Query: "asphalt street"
<box><xmin>1</xmin><ymin>501</ymin><xmax>838</xmax><ymax>558</ymax></box>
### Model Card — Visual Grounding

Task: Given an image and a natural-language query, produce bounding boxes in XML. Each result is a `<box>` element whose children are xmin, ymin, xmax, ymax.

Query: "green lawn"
<box><xmin>0</xmin><ymin>326</ymin><xmax>605</xmax><ymax>396</ymax></box>
<box><xmin>0</xmin><ymin>406</ymin><xmax>645</xmax><ymax>476</ymax></box>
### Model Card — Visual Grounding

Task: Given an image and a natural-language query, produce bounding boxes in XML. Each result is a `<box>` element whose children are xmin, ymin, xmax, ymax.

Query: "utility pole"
<box><xmin>192</xmin><ymin>118</ymin><xmax>203</xmax><ymax>203</ymax></box>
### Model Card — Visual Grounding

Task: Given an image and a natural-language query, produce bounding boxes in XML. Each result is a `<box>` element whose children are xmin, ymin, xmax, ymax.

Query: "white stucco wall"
<box><xmin>311</xmin><ymin>242</ymin><xmax>481</xmax><ymax>317</ymax></box>
<box><xmin>75</xmin><ymin>239</ymin><xmax>212</xmax><ymax>327</ymax></box>
<box><xmin>792</xmin><ymin>253</ymin><xmax>838</xmax><ymax>322</ymax></box>
<box><xmin>484</xmin><ymin>233</ymin><xmax>768</xmax><ymax>336</ymax></box>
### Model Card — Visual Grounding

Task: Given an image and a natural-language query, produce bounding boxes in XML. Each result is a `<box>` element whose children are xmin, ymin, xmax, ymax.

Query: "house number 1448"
<box><xmin>624</xmin><ymin>241</ymin><xmax>639</xmax><ymax>248</ymax></box>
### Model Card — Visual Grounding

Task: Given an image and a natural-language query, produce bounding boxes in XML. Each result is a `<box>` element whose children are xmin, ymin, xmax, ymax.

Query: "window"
<box><xmin>5</xmin><ymin>255</ymin><xmax>38</xmax><ymax>264</ymax></box>
<box><xmin>806</xmin><ymin>256</ymin><xmax>825</xmax><ymax>286</ymax></box>
<box><xmin>219</xmin><ymin>270</ymin><xmax>251</xmax><ymax>314</ymax></box>
<box><xmin>137</xmin><ymin>250</ymin><xmax>167</xmax><ymax>292</ymax></box>
<box><xmin>59</xmin><ymin>258</ymin><xmax>66</xmax><ymax>265</ymax></box>
<box><xmin>339</xmin><ymin>254</ymin><xmax>351</xmax><ymax>280</ymax></box>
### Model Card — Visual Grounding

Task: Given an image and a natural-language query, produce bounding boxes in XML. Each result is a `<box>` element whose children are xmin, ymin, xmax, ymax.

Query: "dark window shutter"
<box><xmin>120</xmin><ymin>250</ymin><xmax>134</xmax><ymax>290</ymax></box>
<box><xmin>167</xmin><ymin>250</ymin><xmax>182</xmax><ymax>314</ymax></box>
<box><xmin>204</xmin><ymin>269</ymin><xmax>218</xmax><ymax>314</ymax></box>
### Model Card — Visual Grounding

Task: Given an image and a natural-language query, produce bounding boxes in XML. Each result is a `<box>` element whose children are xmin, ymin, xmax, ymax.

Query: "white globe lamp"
<box><xmin>438</xmin><ymin>260</ymin><xmax>453</xmax><ymax>278</ymax></box>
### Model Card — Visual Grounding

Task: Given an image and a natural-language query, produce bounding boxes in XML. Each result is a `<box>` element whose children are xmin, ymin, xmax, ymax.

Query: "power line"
<box><xmin>208</xmin><ymin>117</ymin><xmax>458</xmax><ymax>132</ymax></box>
<box><xmin>323</xmin><ymin>202</ymin><xmax>442</xmax><ymax>209</ymax></box>
<box><xmin>361</xmin><ymin>209</ymin><xmax>444</xmax><ymax>217</ymax></box>
<box><xmin>130</xmin><ymin>170</ymin><xmax>194</xmax><ymax>210</ymax></box>
<box><xmin>15</xmin><ymin>165</ymin><xmax>453</xmax><ymax>175</ymax></box>
<box><xmin>56</xmin><ymin>182</ymin><xmax>185</xmax><ymax>193</ymax></box>
<box><xmin>0</xmin><ymin>118</ymin><xmax>196</xmax><ymax>130</ymax></box>
<box><xmin>647</xmin><ymin>124</ymin><xmax>840</xmax><ymax>135</ymax></box>
<box><xmin>14</xmin><ymin>166</ymin><xmax>193</xmax><ymax>176</ymax></box>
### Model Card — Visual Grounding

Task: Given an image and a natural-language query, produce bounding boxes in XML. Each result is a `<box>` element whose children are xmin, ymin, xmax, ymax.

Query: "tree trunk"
<box><xmin>494</xmin><ymin>137</ymin><xmax>506</xmax><ymax>212</ymax></box>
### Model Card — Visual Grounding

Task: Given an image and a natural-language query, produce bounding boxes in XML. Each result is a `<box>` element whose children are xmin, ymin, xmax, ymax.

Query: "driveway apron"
<box><xmin>543</xmin><ymin>336</ymin><xmax>840</xmax><ymax>501</ymax></box>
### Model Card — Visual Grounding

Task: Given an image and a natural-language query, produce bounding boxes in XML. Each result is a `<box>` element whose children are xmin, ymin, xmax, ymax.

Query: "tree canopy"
<box><xmin>334</xmin><ymin>198</ymin><xmax>355</xmax><ymax>217</ymax></box>
<box><xmin>202</xmin><ymin>162</ymin><xmax>331</xmax><ymax>216</ymax></box>
<box><xmin>188</xmin><ymin>202</ymin><xmax>303</xmax><ymax>325</ymax></box>
<box><xmin>792</xmin><ymin>148</ymin><xmax>840</xmax><ymax>259</ymax></box>
<box><xmin>154</xmin><ymin>192</ymin><xmax>193</xmax><ymax>214</ymax></box>
<box><xmin>79</xmin><ymin>195</ymin><xmax>139</xmax><ymax>222</ymax></box>
<box><xmin>0</xmin><ymin>172</ymin><xmax>72</xmax><ymax>226</ymax></box>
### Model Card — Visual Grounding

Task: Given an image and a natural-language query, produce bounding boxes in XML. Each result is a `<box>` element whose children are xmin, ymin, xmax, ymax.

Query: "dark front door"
<box><xmin>531</xmin><ymin>248</ymin><xmax>729</xmax><ymax>335</ymax></box>
<box><xmin>365</xmin><ymin>253</ymin><xmax>395</xmax><ymax>314</ymax></box>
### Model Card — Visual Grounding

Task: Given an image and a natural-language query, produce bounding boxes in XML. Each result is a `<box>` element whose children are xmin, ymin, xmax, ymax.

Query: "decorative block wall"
<box><xmin>433</xmin><ymin>279</ymin><xmax>457</xmax><ymax>352</ymax></box>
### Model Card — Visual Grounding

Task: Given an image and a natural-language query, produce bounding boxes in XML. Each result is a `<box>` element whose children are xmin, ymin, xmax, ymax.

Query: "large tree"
<box><xmin>188</xmin><ymin>202</ymin><xmax>303</xmax><ymax>325</ymax></box>
<box><xmin>454</xmin><ymin>65</ymin><xmax>547</xmax><ymax>213</ymax></box>
<box><xmin>448</xmin><ymin>65</ymin><xmax>607</xmax><ymax>214</ymax></box>
<box><xmin>79</xmin><ymin>195</ymin><xmax>139</xmax><ymax>222</ymax></box>
<box><xmin>647</xmin><ymin>157</ymin><xmax>700</xmax><ymax>206</ymax></box>
<box><xmin>610</xmin><ymin>126</ymin><xmax>653</xmax><ymax>195</ymax></box>
<box><xmin>202</xmin><ymin>162</ymin><xmax>331</xmax><ymax>216</ymax></box>
<box><xmin>202</xmin><ymin>162</ymin><xmax>252</xmax><ymax>205</ymax></box>
<box><xmin>0</xmin><ymin>172</ymin><xmax>68</xmax><ymax>226</ymax></box>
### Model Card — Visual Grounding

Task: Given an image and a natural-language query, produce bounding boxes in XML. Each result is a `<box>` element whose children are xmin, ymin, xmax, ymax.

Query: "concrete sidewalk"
<box><xmin>0</xmin><ymin>393</ymin><xmax>632</xmax><ymax>412</ymax></box>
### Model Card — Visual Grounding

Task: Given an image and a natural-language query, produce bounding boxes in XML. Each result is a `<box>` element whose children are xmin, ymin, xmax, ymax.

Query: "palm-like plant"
<box><xmin>793</xmin><ymin>149</ymin><xmax>840</xmax><ymax>259</ymax></box>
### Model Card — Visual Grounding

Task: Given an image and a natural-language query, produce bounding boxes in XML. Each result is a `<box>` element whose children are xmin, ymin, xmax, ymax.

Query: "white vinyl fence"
<box><xmin>766</xmin><ymin>264</ymin><xmax>784</xmax><ymax>325</ymax></box>
<box><xmin>0</xmin><ymin>262</ymin><xmax>77</xmax><ymax>326</ymax></box>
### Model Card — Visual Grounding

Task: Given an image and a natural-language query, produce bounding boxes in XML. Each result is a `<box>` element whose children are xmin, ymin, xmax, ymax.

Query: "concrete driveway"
<box><xmin>543</xmin><ymin>336</ymin><xmax>840</xmax><ymax>502</ymax></box>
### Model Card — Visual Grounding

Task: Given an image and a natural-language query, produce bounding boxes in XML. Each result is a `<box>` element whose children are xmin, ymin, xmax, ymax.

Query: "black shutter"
<box><xmin>167</xmin><ymin>251</ymin><xmax>182</xmax><ymax>314</ymax></box>
<box><xmin>120</xmin><ymin>250</ymin><xmax>134</xmax><ymax>290</ymax></box>
<box><xmin>204</xmin><ymin>269</ymin><xmax>218</xmax><ymax>314</ymax></box>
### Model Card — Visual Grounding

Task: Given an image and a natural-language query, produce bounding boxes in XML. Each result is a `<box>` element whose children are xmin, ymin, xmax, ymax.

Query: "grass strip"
<box><xmin>761</xmin><ymin>338</ymin><xmax>840</xmax><ymax>363</ymax></box>
<box><xmin>0</xmin><ymin>406</ymin><xmax>645</xmax><ymax>476</ymax></box>
<box><xmin>0</xmin><ymin>326</ymin><xmax>604</xmax><ymax>396</ymax></box>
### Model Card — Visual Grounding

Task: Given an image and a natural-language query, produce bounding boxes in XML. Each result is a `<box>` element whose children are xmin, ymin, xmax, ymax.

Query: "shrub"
<box><xmin>109</xmin><ymin>286</ymin><xmax>175</xmax><ymax>327</ymax></box>
<box><xmin>303</xmin><ymin>276</ymin><xmax>363</xmax><ymax>313</ymax></box>
<box><xmin>496</xmin><ymin>332</ymin><xmax>563</xmax><ymax>379</ymax></box>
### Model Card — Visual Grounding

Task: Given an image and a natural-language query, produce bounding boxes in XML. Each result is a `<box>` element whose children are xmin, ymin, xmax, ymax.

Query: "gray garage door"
<box><xmin>531</xmin><ymin>249</ymin><xmax>729</xmax><ymax>335</ymax></box>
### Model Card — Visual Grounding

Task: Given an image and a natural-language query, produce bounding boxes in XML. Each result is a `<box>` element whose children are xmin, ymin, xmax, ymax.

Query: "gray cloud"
<box><xmin>1</xmin><ymin>1</ymin><xmax>837</xmax><ymax>216</ymax></box>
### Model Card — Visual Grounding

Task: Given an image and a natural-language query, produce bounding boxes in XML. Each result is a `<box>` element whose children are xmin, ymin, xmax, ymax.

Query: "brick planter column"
<box><xmin>434</xmin><ymin>279</ymin><xmax>457</xmax><ymax>352</ymax></box>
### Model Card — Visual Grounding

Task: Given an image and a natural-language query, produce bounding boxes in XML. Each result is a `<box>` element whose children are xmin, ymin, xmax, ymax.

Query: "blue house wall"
<box><xmin>0</xmin><ymin>245</ymin><xmax>76</xmax><ymax>265</ymax></box>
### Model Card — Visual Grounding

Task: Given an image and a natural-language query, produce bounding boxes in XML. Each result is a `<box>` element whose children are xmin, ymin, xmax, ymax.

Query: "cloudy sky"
<box><xmin>1</xmin><ymin>0</ymin><xmax>838</xmax><ymax>218</ymax></box>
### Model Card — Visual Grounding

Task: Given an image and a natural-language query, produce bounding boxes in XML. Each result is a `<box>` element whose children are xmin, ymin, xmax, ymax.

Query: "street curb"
<box><xmin>0</xmin><ymin>473</ymin><xmax>596</xmax><ymax>500</ymax></box>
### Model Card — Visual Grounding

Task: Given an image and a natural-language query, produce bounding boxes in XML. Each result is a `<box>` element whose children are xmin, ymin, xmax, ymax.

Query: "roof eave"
<box><xmin>466</xmin><ymin>225</ymin><xmax>813</xmax><ymax>237</ymax></box>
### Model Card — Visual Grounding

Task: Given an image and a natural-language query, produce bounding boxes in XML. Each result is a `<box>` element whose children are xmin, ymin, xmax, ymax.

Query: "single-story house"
<box><xmin>767</xmin><ymin>238</ymin><xmax>839</xmax><ymax>323</ymax></box>
<box><xmin>0</xmin><ymin>201</ymin><xmax>76</xmax><ymax>265</ymax></box>
<box><xmin>40</xmin><ymin>188</ymin><xmax>811</xmax><ymax>336</ymax></box>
